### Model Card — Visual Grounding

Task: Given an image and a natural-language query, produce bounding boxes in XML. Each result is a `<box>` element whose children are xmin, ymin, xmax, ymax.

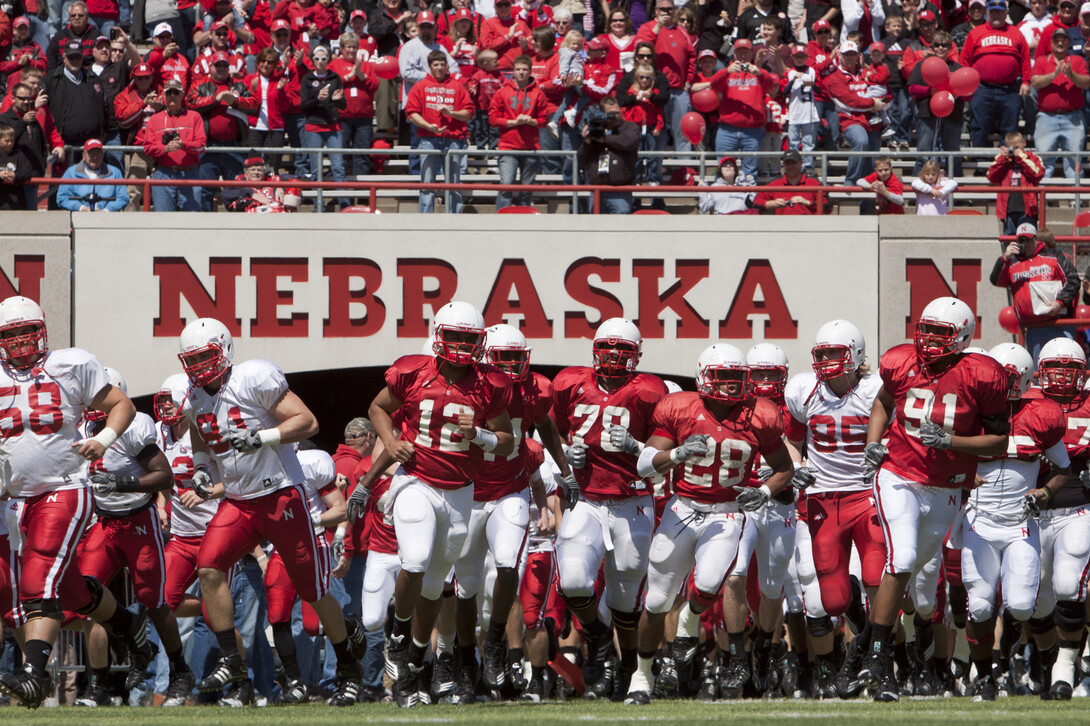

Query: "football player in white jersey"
<box><xmin>174</xmin><ymin>317</ymin><xmax>364</xmax><ymax>707</ymax></box>
<box><xmin>962</xmin><ymin>343</ymin><xmax>1068</xmax><ymax>702</ymax></box>
<box><xmin>0</xmin><ymin>296</ymin><xmax>153</xmax><ymax>708</ymax></box>
<box><xmin>783</xmin><ymin>320</ymin><xmax>884</xmax><ymax>698</ymax></box>
<box><xmin>75</xmin><ymin>366</ymin><xmax>190</xmax><ymax>707</ymax></box>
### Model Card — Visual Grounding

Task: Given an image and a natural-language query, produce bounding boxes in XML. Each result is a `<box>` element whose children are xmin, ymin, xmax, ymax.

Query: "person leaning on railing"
<box><xmin>752</xmin><ymin>148</ymin><xmax>828</xmax><ymax>215</ymax></box>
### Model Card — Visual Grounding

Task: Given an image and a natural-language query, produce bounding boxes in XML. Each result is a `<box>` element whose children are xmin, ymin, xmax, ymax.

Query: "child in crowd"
<box><xmin>691</xmin><ymin>49</ymin><xmax>719</xmax><ymax>148</ymax></box>
<box><xmin>622</xmin><ymin>62</ymin><xmax>665</xmax><ymax>185</ymax></box>
<box><xmin>305</xmin><ymin>0</ymin><xmax>339</xmax><ymax>47</ymax></box>
<box><xmin>911</xmin><ymin>159</ymin><xmax>958</xmax><ymax>214</ymax></box>
<box><xmin>880</xmin><ymin>13</ymin><xmax>913</xmax><ymax>150</ymax></box>
<box><xmin>0</xmin><ymin>125</ymin><xmax>27</xmax><ymax>210</ymax></box>
<box><xmin>863</xmin><ymin>42</ymin><xmax>892</xmax><ymax>130</ymax></box>
<box><xmin>859</xmin><ymin>156</ymin><xmax>905</xmax><ymax>214</ymax></box>
<box><xmin>698</xmin><ymin>155</ymin><xmax>755</xmax><ymax>214</ymax></box>
<box><xmin>467</xmin><ymin>49</ymin><xmax>503</xmax><ymax>149</ymax></box>
<box><xmin>783</xmin><ymin>44</ymin><xmax>818</xmax><ymax>171</ymax></box>
<box><xmin>547</xmin><ymin>30</ymin><xmax>587</xmax><ymax>135</ymax></box>
<box><xmin>443</xmin><ymin>9</ymin><xmax>479</xmax><ymax>77</ymax></box>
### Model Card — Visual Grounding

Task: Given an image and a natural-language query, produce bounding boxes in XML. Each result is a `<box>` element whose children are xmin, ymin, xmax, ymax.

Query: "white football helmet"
<box><xmin>484</xmin><ymin>323</ymin><xmax>532</xmax><ymax>380</ymax></box>
<box><xmin>1038</xmin><ymin>337</ymin><xmax>1087</xmax><ymax>398</ymax></box>
<box><xmin>696</xmin><ymin>343</ymin><xmax>749</xmax><ymax>404</ymax></box>
<box><xmin>988</xmin><ymin>343</ymin><xmax>1034</xmax><ymax>400</ymax></box>
<box><xmin>431</xmin><ymin>301</ymin><xmax>486</xmax><ymax>365</ymax></box>
<box><xmin>811</xmin><ymin>319</ymin><xmax>865</xmax><ymax>381</ymax></box>
<box><xmin>914</xmin><ymin>296</ymin><xmax>976</xmax><ymax>363</ymax></box>
<box><xmin>153</xmin><ymin>372</ymin><xmax>190</xmax><ymax>426</ymax></box>
<box><xmin>0</xmin><ymin>295</ymin><xmax>47</xmax><ymax>369</ymax></box>
<box><xmin>592</xmin><ymin>318</ymin><xmax>642</xmax><ymax>378</ymax></box>
<box><xmin>746</xmin><ymin>343</ymin><xmax>788</xmax><ymax>398</ymax></box>
<box><xmin>664</xmin><ymin>380</ymin><xmax>683</xmax><ymax>394</ymax></box>
<box><xmin>178</xmin><ymin>317</ymin><xmax>235</xmax><ymax>387</ymax></box>
<box><xmin>963</xmin><ymin>347</ymin><xmax>989</xmax><ymax>355</ymax></box>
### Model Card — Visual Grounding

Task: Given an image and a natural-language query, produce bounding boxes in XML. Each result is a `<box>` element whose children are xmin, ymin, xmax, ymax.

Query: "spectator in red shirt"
<box><xmin>753</xmin><ymin>148</ymin><xmax>828</xmax><ymax>214</ymax></box>
<box><xmin>858</xmin><ymin>156</ymin><xmax>905</xmax><ymax>214</ymax></box>
<box><xmin>986</xmin><ymin>130</ymin><xmax>1045</xmax><ymax>234</ymax></box>
<box><xmin>824</xmin><ymin>40</ymin><xmax>886</xmax><ymax>186</ymax></box>
<box><xmin>145</xmin><ymin>22</ymin><xmax>190</xmax><ymax>87</ymax></box>
<box><xmin>330</xmin><ymin>33</ymin><xmax>379</xmax><ymax>176</ymax></box>
<box><xmin>479</xmin><ymin>0</ymin><xmax>530</xmax><ymax>72</ymax></box>
<box><xmin>191</xmin><ymin>20</ymin><xmax>246</xmax><ymax>80</ymax></box>
<box><xmin>488</xmin><ymin>54</ymin><xmax>548</xmax><ymax>209</ymax></box>
<box><xmin>634</xmin><ymin>0</ymin><xmax>696</xmax><ymax>152</ymax></box>
<box><xmin>807</xmin><ymin>19</ymin><xmax>839</xmax><ymax>150</ymax></box>
<box><xmin>709</xmin><ymin>39</ymin><xmax>778</xmax><ymax>182</ymax></box>
<box><xmin>1030</xmin><ymin>27</ymin><xmax>1089</xmax><ymax>178</ymax></box>
<box><xmin>0</xmin><ymin>17</ymin><xmax>46</xmax><ymax>93</ymax></box>
<box><xmin>140</xmin><ymin>77</ymin><xmax>205</xmax><ymax>211</ymax></box>
<box><xmin>114</xmin><ymin>62</ymin><xmax>161</xmax><ymax>210</ymax></box>
<box><xmin>245</xmin><ymin>47</ymin><xmax>288</xmax><ymax>164</ymax></box>
<box><xmin>961</xmin><ymin>0</ymin><xmax>1031</xmax><ymax>146</ymax></box>
<box><xmin>622</xmin><ymin>61</ymin><xmax>666</xmax><ymax>186</ymax></box>
<box><xmin>467</xmin><ymin>48</ymin><xmax>503</xmax><ymax>149</ymax></box>
<box><xmin>404</xmin><ymin>50</ymin><xmax>474</xmax><ymax>213</ymax></box>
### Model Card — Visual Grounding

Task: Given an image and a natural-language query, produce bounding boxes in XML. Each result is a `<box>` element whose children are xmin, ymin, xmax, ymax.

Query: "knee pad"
<box><xmin>22</xmin><ymin>598</ymin><xmax>63</xmax><ymax>622</ymax></box>
<box><xmin>948</xmin><ymin>584</ymin><xmax>968</xmax><ymax>625</ymax></box>
<box><xmin>76</xmin><ymin>576</ymin><xmax>106</xmax><ymax>616</ymax></box>
<box><xmin>1055</xmin><ymin>600</ymin><xmax>1087</xmax><ymax>633</ymax></box>
<box><xmin>806</xmin><ymin>615</ymin><xmax>834</xmax><ymax>638</ymax></box>
<box><xmin>1029</xmin><ymin>613</ymin><xmax>1056</xmax><ymax>635</ymax></box>
<box><xmin>561</xmin><ymin>593</ymin><xmax>596</xmax><ymax>614</ymax></box>
<box><xmin>609</xmin><ymin>607</ymin><xmax>640</xmax><ymax>633</ymax></box>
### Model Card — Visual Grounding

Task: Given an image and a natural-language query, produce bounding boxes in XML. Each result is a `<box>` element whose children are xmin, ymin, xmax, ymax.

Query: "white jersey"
<box><xmin>82</xmin><ymin>411</ymin><xmax>158</xmax><ymax>515</ymax></box>
<box><xmin>784</xmin><ymin>371</ymin><xmax>882</xmax><ymax>493</ymax></box>
<box><xmin>298</xmin><ymin>448</ymin><xmax>336</xmax><ymax>533</ymax></box>
<box><xmin>157</xmin><ymin>422</ymin><xmax>219</xmax><ymax>537</ymax></box>
<box><xmin>527</xmin><ymin>452</ymin><xmax>559</xmax><ymax>554</ymax></box>
<box><xmin>0</xmin><ymin>347</ymin><xmax>109</xmax><ymax>498</ymax></box>
<box><xmin>180</xmin><ymin>359</ymin><xmax>305</xmax><ymax>501</ymax></box>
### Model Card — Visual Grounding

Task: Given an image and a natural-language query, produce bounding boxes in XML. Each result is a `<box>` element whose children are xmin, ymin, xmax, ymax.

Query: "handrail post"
<box><xmin>143</xmin><ymin>179</ymin><xmax>150</xmax><ymax>212</ymax></box>
<box><xmin>817</xmin><ymin>189</ymin><xmax>825</xmax><ymax>216</ymax></box>
<box><xmin>1039</xmin><ymin>190</ymin><xmax>1046</xmax><ymax>227</ymax></box>
<box><xmin>369</xmin><ymin>184</ymin><xmax>377</xmax><ymax>211</ymax></box>
<box><xmin>593</xmin><ymin>188</ymin><xmax>600</xmax><ymax>215</ymax></box>
<box><xmin>444</xmin><ymin>150</ymin><xmax>452</xmax><ymax>213</ymax></box>
<box><xmin>316</xmin><ymin>148</ymin><xmax>324</xmax><ymax>213</ymax></box>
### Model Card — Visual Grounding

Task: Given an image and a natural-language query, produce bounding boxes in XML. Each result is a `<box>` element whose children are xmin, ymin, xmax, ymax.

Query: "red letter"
<box><xmin>904</xmin><ymin>259</ymin><xmax>981</xmax><ymax>338</ymax></box>
<box><xmin>0</xmin><ymin>255</ymin><xmax>45</xmax><ymax>301</ymax></box>
<box><xmin>153</xmin><ymin>257</ymin><xmax>242</xmax><ymax>337</ymax></box>
<box><xmin>397</xmin><ymin>259</ymin><xmax>458</xmax><ymax>337</ymax></box>
<box><xmin>633</xmin><ymin>259</ymin><xmax>710</xmax><ymax>339</ymax></box>
<box><xmin>324</xmin><ymin>258</ymin><xmax>386</xmax><ymax>337</ymax></box>
<box><xmin>564</xmin><ymin>258</ymin><xmax>623</xmax><ymax>339</ymax></box>
<box><xmin>482</xmin><ymin>259</ymin><xmax>553</xmax><ymax>337</ymax></box>
<box><xmin>718</xmin><ymin>260</ymin><xmax>798</xmax><ymax>339</ymax></box>
<box><xmin>250</xmin><ymin>258</ymin><xmax>309</xmax><ymax>338</ymax></box>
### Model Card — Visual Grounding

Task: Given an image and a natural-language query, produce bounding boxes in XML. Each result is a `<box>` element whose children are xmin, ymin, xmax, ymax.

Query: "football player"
<box><xmin>355</xmin><ymin>301</ymin><xmax>515</xmax><ymax>708</ymax></box>
<box><xmin>1033</xmin><ymin>337</ymin><xmax>1090</xmax><ymax>700</ymax></box>
<box><xmin>75</xmin><ymin>366</ymin><xmax>188</xmax><ymax>707</ymax></box>
<box><xmin>858</xmin><ymin>297</ymin><xmax>1009</xmax><ymax>702</ymax></box>
<box><xmin>0</xmin><ymin>296</ymin><xmax>153</xmax><ymax>708</ymax></box>
<box><xmin>962</xmin><ymin>343</ymin><xmax>1068</xmax><ymax>702</ymax></box>
<box><xmin>175</xmin><ymin>317</ymin><xmax>364</xmax><ymax>707</ymax></box>
<box><xmin>551</xmin><ymin>318</ymin><xmax>667</xmax><ymax>699</ymax></box>
<box><xmin>613</xmin><ymin>343</ymin><xmax>795</xmax><ymax>705</ymax></box>
<box><xmin>783</xmin><ymin>320</ymin><xmax>884</xmax><ymax>698</ymax></box>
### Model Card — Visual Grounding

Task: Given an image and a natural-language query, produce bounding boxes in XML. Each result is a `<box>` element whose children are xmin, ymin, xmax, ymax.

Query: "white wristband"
<box><xmin>91</xmin><ymin>427</ymin><xmax>119</xmax><ymax>450</ymax></box>
<box><xmin>637</xmin><ymin>447</ymin><xmax>661</xmax><ymax>479</ymax></box>
<box><xmin>669</xmin><ymin>447</ymin><xmax>684</xmax><ymax>465</ymax></box>
<box><xmin>258</xmin><ymin>428</ymin><xmax>282</xmax><ymax>446</ymax></box>
<box><xmin>759</xmin><ymin>484</ymin><xmax>772</xmax><ymax>499</ymax></box>
<box><xmin>311</xmin><ymin>512</ymin><xmax>323</xmax><ymax>527</ymax></box>
<box><xmin>193</xmin><ymin>451</ymin><xmax>210</xmax><ymax>469</ymax></box>
<box><xmin>335</xmin><ymin>522</ymin><xmax>348</xmax><ymax>537</ymax></box>
<box><xmin>472</xmin><ymin>427</ymin><xmax>499</xmax><ymax>452</ymax></box>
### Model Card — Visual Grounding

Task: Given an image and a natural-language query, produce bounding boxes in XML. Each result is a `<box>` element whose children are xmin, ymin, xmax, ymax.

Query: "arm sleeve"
<box><xmin>1056</xmin><ymin>251</ymin><xmax>1081</xmax><ymax>305</ymax></box>
<box><xmin>248</xmin><ymin>360</ymin><xmax>291</xmax><ymax>410</ymax></box>
<box><xmin>990</xmin><ymin>256</ymin><xmax>1011</xmax><ymax>287</ymax></box>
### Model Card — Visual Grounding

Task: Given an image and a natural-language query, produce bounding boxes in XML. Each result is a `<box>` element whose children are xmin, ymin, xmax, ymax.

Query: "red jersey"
<box><xmin>633</xmin><ymin>22</ymin><xmax>695</xmax><ymax>88</ymax></box>
<box><xmin>363</xmin><ymin>473</ymin><xmax>397</xmax><ymax>554</ymax></box>
<box><xmin>981</xmin><ymin>390</ymin><xmax>1065</xmax><ymax>463</ymax></box>
<box><xmin>404</xmin><ymin>72</ymin><xmax>474</xmax><ymax>138</ymax></box>
<box><xmin>650</xmin><ymin>392</ymin><xmax>783</xmax><ymax>504</ymax></box>
<box><xmin>878</xmin><ymin>344</ymin><xmax>1009</xmax><ymax>488</ymax></box>
<box><xmin>552</xmin><ymin>367</ymin><xmax>667</xmax><ymax>501</ymax></box>
<box><xmin>709</xmin><ymin>66</ymin><xmax>779</xmax><ymax>128</ymax></box>
<box><xmin>475</xmin><ymin>372</ymin><xmax>554</xmax><ymax>501</ymax></box>
<box><xmin>385</xmin><ymin>354</ymin><xmax>513</xmax><ymax>489</ymax></box>
<box><xmin>960</xmin><ymin>23</ymin><xmax>1031</xmax><ymax>85</ymax></box>
<box><xmin>329</xmin><ymin>57</ymin><xmax>380</xmax><ymax>118</ymax></box>
<box><xmin>862</xmin><ymin>170</ymin><xmax>905</xmax><ymax>214</ymax></box>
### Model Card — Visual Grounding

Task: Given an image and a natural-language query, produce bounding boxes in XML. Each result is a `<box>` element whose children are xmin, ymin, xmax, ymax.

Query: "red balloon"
<box><xmin>680</xmin><ymin>112</ymin><xmax>706</xmax><ymax>145</ymax></box>
<box><xmin>948</xmin><ymin>66</ymin><xmax>980</xmax><ymax>99</ymax></box>
<box><xmin>373</xmin><ymin>56</ymin><xmax>399</xmax><ymax>79</ymax></box>
<box><xmin>1077</xmin><ymin>305</ymin><xmax>1090</xmax><ymax>319</ymax></box>
<box><xmin>930</xmin><ymin>90</ymin><xmax>955</xmax><ymax>118</ymax></box>
<box><xmin>690</xmin><ymin>88</ymin><xmax>719</xmax><ymax>113</ymax></box>
<box><xmin>998</xmin><ymin>306</ymin><xmax>1020</xmax><ymax>334</ymax></box>
<box><xmin>921</xmin><ymin>55</ymin><xmax>950</xmax><ymax>90</ymax></box>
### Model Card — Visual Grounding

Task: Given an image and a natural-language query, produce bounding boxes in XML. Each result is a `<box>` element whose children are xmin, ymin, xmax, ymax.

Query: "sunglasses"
<box><xmin>69</xmin><ymin>11</ymin><xmax>86</xmax><ymax>16</ymax></box>
<box><xmin>13</xmin><ymin>95</ymin><xmax>32</xmax><ymax>101</ymax></box>
<box><xmin>636</xmin><ymin>52</ymin><xmax>653</xmax><ymax>57</ymax></box>
<box><xmin>214</xmin><ymin>30</ymin><xmax>229</xmax><ymax>35</ymax></box>
<box><xmin>815</xmin><ymin>28</ymin><xmax>831</xmax><ymax>34</ymax></box>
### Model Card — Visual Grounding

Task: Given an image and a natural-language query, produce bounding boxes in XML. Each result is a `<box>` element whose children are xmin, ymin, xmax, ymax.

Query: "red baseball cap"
<box><xmin>94</xmin><ymin>35</ymin><xmax>110</xmax><ymax>46</ymax></box>
<box><xmin>791</xmin><ymin>44</ymin><xmax>807</xmax><ymax>55</ymax></box>
<box><xmin>812</xmin><ymin>19</ymin><xmax>831</xmax><ymax>32</ymax></box>
<box><xmin>586</xmin><ymin>36</ymin><xmax>608</xmax><ymax>51</ymax></box>
<box><xmin>416</xmin><ymin>10</ymin><xmax>436</xmax><ymax>25</ymax></box>
<box><xmin>698</xmin><ymin>48</ymin><xmax>717</xmax><ymax>60</ymax></box>
<box><xmin>718</xmin><ymin>156</ymin><xmax>737</xmax><ymax>168</ymax></box>
<box><xmin>211</xmin><ymin>50</ymin><xmax>230</xmax><ymax>64</ymax></box>
<box><xmin>244</xmin><ymin>156</ymin><xmax>265</xmax><ymax>167</ymax></box>
<box><xmin>868</xmin><ymin>41</ymin><xmax>886</xmax><ymax>52</ymax></box>
<box><xmin>271</xmin><ymin>18</ymin><xmax>290</xmax><ymax>32</ymax></box>
<box><xmin>919</xmin><ymin>9</ymin><xmax>937</xmax><ymax>21</ymax></box>
<box><xmin>350</xmin><ymin>9</ymin><xmax>366</xmax><ymax>19</ymax></box>
<box><xmin>734</xmin><ymin>38</ymin><xmax>753</xmax><ymax>50</ymax></box>
<box><xmin>453</xmin><ymin>7</ymin><xmax>473</xmax><ymax>21</ymax></box>
<box><xmin>210</xmin><ymin>19</ymin><xmax>228</xmax><ymax>31</ymax></box>
<box><xmin>12</xmin><ymin>16</ymin><xmax>29</xmax><ymax>28</ymax></box>
<box><xmin>83</xmin><ymin>138</ymin><xmax>103</xmax><ymax>151</ymax></box>
<box><xmin>132</xmin><ymin>63</ymin><xmax>154</xmax><ymax>77</ymax></box>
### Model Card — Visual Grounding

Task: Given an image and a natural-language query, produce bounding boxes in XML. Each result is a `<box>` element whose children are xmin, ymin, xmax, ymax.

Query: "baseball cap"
<box><xmin>969</xmin><ymin>0</ymin><xmax>985</xmax><ymax>7</ymax></box>
<box><xmin>211</xmin><ymin>50</ymin><xmax>230</xmax><ymax>64</ymax></box>
<box><xmin>94</xmin><ymin>35</ymin><xmax>110</xmax><ymax>46</ymax></box>
<box><xmin>132</xmin><ymin>63</ymin><xmax>154</xmax><ymax>77</ymax></box>
<box><xmin>83</xmin><ymin>138</ymin><xmax>103</xmax><ymax>151</ymax></box>
<box><xmin>12</xmin><ymin>16</ymin><xmax>29</xmax><ymax>28</ymax></box>
<box><xmin>699</xmin><ymin>48</ymin><xmax>718</xmax><ymax>60</ymax></box>
<box><xmin>812</xmin><ymin>19</ymin><xmax>831</xmax><ymax>32</ymax></box>
<box><xmin>282</xmin><ymin>188</ymin><xmax>302</xmax><ymax>209</ymax></box>
<box><xmin>163</xmin><ymin>78</ymin><xmax>184</xmax><ymax>91</ymax></box>
<box><xmin>344</xmin><ymin>417</ymin><xmax>371</xmax><ymax>437</ymax></box>
<box><xmin>782</xmin><ymin>149</ymin><xmax>803</xmax><ymax>162</ymax></box>
<box><xmin>586</xmin><ymin>36</ymin><xmax>608</xmax><ymax>51</ymax></box>
<box><xmin>154</xmin><ymin>21</ymin><xmax>173</xmax><ymax>36</ymax></box>
<box><xmin>210</xmin><ymin>19</ymin><xmax>228</xmax><ymax>31</ymax></box>
<box><xmin>1054</xmin><ymin>26</ymin><xmax>1070</xmax><ymax>38</ymax></box>
<box><xmin>868</xmin><ymin>41</ymin><xmax>885</xmax><ymax>53</ymax></box>
<box><xmin>416</xmin><ymin>10</ymin><xmax>436</xmax><ymax>25</ymax></box>
<box><xmin>919</xmin><ymin>9</ymin><xmax>937</xmax><ymax>21</ymax></box>
<box><xmin>64</xmin><ymin>39</ymin><xmax>83</xmax><ymax>56</ymax></box>
<box><xmin>349</xmin><ymin>9</ymin><xmax>366</xmax><ymax>19</ymax></box>
<box><xmin>734</xmin><ymin>38</ymin><xmax>753</xmax><ymax>50</ymax></box>
<box><xmin>243</xmin><ymin>155</ymin><xmax>264</xmax><ymax>167</ymax></box>
<box><xmin>453</xmin><ymin>7</ymin><xmax>473</xmax><ymax>21</ymax></box>
<box><xmin>1082</xmin><ymin>1</ymin><xmax>1090</xmax><ymax>15</ymax></box>
<box><xmin>791</xmin><ymin>44</ymin><xmax>807</xmax><ymax>55</ymax></box>
<box><xmin>271</xmin><ymin>18</ymin><xmax>290</xmax><ymax>32</ymax></box>
<box><xmin>1060</xmin><ymin>0</ymin><xmax>1077</xmax><ymax>7</ymax></box>
<box><xmin>1016</xmin><ymin>222</ymin><xmax>1037</xmax><ymax>238</ymax></box>
<box><xmin>985</xmin><ymin>0</ymin><xmax>1006</xmax><ymax>10</ymax></box>
<box><xmin>840</xmin><ymin>40</ymin><xmax>859</xmax><ymax>54</ymax></box>
<box><xmin>718</xmin><ymin>156</ymin><xmax>737</xmax><ymax>168</ymax></box>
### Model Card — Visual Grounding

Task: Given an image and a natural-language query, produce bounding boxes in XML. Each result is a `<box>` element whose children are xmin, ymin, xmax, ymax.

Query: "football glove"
<box><xmin>90</xmin><ymin>473</ymin><xmax>140</xmax><ymax>495</ymax></box>
<box><xmin>1021</xmin><ymin>493</ymin><xmax>1041</xmax><ymax>522</ymax></box>
<box><xmin>331</xmin><ymin>530</ymin><xmax>346</xmax><ymax>562</ymax></box>
<box><xmin>1080</xmin><ymin>469</ymin><xmax>1090</xmax><ymax>489</ymax></box>
<box><xmin>192</xmin><ymin>466</ymin><xmax>216</xmax><ymax>499</ymax></box>
<box><xmin>566</xmin><ymin>442</ymin><xmax>588</xmax><ymax>470</ymax></box>
<box><xmin>755</xmin><ymin>466</ymin><xmax>773</xmax><ymax>483</ymax></box>
<box><xmin>862</xmin><ymin>442</ymin><xmax>887</xmax><ymax>484</ymax></box>
<box><xmin>347</xmin><ymin>484</ymin><xmax>371</xmax><ymax>524</ymax></box>
<box><xmin>609</xmin><ymin>425</ymin><xmax>642</xmax><ymax>455</ymax></box>
<box><xmin>732</xmin><ymin>485</ymin><xmax>769</xmax><ymax>512</ymax></box>
<box><xmin>225</xmin><ymin>429</ymin><xmax>263</xmax><ymax>453</ymax></box>
<box><xmin>560</xmin><ymin>473</ymin><xmax>580</xmax><ymax>511</ymax></box>
<box><xmin>673</xmin><ymin>434</ymin><xmax>709</xmax><ymax>463</ymax></box>
<box><xmin>792</xmin><ymin>466</ymin><xmax>818</xmax><ymax>491</ymax></box>
<box><xmin>918</xmin><ymin>420</ymin><xmax>952</xmax><ymax>450</ymax></box>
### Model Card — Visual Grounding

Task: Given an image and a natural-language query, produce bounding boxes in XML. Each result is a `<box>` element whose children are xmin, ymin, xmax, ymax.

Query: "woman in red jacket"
<box><xmin>246</xmin><ymin>47</ymin><xmax>289</xmax><ymax>164</ymax></box>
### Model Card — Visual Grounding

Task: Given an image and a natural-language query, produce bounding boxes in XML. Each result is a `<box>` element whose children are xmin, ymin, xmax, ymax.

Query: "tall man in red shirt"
<box><xmin>709</xmin><ymin>39</ymin><xmax>777</xmax><ymax>182</ymax></box>
<box><xmin>824</xmin><ymin>40</ymin><xmax>886</xmax><ymax>186</ymax></box>
<box><xmin>404</xmin><ymin>51</ymin><xmax>474</xmax><ymax>214</ymax></box>
<box><xmin>479</xmin><ymin>0</ymin><xmax>530</xmax><ymax>71</ymax></box>
<box><xmin>634</xmin><ymin>0</ymin><xmax>695</xmax><ymax>152</ymax></box>
<box><xmin>139</xmin><ymin>77</ymin><xmax>205</xmax><ymax>211</ymax></box>
<box><xmin>488</xmin><ymin>54</ymin><xmax>548</xmax><ymax>209</ymax></box>
<box><xmin>961</xmin><ymin>0</ymin><xmax>1032</xmax><ymax>147</ymax></box>
<box><xmin>1030</xmin><ymin>27</ymin><xmax>1088</xmax><ymax>179</ymax></box>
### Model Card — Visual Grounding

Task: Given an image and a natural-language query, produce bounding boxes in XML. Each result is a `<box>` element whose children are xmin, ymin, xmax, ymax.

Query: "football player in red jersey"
<box><xmin>551</xmin><ymin>318</ymin><xmax>668</xmax><ymax>699</ymax></box>
<box><xmin>783</xmin><ymin>319</ymin><xmax>884</xmax><ymax>699</ymax></box>
<box><xmin>358</xmin><ymin>301</ymin><xmax>515</xmax><ymax>709</ymax></box>
<box><xmin>1031</xmin><ymin>337</ymin><xmax>1090</xmax><ymax>700</ymax></box>
<box><xmin>857</xmin><ymin>297</ymin><xmax>1010</xmax><ymax>702</ymax></box>
<box><xmin>961</xmin><ymin>343</ymin><xmax>1069</xmax><ymax>702</ymax></box>
<box><xmin>0</xmin><ymin>296</ymin><xmax>154</xmax><ymax>709</ymax></box>
<box><xmin>611</xmin><ymin>344</ymin><xmax>794</xmax><ymax>705</ymax></box>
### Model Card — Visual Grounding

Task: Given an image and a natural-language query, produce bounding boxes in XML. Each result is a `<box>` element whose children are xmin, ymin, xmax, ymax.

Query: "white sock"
<box><xmin>901</xmin><ymin>612</ymin><xmax>916</xmax><ymax>644</ymax></box>
<box><xmin>436</xmin><ymin>631</ymin><xmax>455</xmax><ymax>655</ymax></box>
<box><xmin>563</xmin><ymin>650</ymin><xmax>577</xmax><ymax>664</ymax></box>
<box><xmin>1054</xmin><ymin>645</ymin><xmax>1078</xmax><ymax>686</ymax></box>
<box><xmin>953</xmin><ymin>628</ymin><xmax>970</xmax><ymax>662</ymax></box>
<box><xmin>628</xmin><ymin>655</ymin><xmax>654</xmax><ymax>694</ymax></box>
<box><xmin>677</xmin><ymin>603</ymin><xmax>700</xmax><ymax>639</ymax></box>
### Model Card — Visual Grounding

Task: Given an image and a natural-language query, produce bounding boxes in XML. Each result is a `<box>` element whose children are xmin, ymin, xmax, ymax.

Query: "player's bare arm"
<box><xmin>536</xmin><ymin>414</ymin><xmax>574</xmax><ymax>478</ymax></box>
<box><xmin>76</xmin><ymin>383</ymin><xmax>137</xmax><ymax>461</ymax></box>
<box><xmin>760</xmin><ymin>441</ymin><xmax>795</xmax><ymax>497</ymax></box>
<box><xmin>318</xmin><ymin>485</ymin><xmax>348</xmax><ymax>527</ymax></box>
<box><xmin>369</xmin><ymin>386</ymin><xmax>414</xmax><ymax>462</ymax></box>
<box><xmin>866</xmin><ymin>387</ymin><xmax>894</xmax><ymax>445</ymax></box>
<box><xmin>266</xmin><ymin>389</ymin><xmax>320</xmax><ymax>444</ymax></box>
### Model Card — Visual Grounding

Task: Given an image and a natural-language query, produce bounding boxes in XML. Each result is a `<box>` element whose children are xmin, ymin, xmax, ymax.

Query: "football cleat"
<box><xmin>162</xmin><ymin>668</ymin><xmax>195</xmax><ymax>707</ymax></box>
<box><xmin>198</xmin><ymin>653</ymin><xmax>247</xmax><ymax>692</ymax></box>
<box><xmin>278</xmin><ymin>679</ymin><xmax>309</xmax><ymax>705</ymax></box>
<box><xmin>971</xmin><ymin>674</ymin><xmax>997</xmax><ymax>702</ymax></box>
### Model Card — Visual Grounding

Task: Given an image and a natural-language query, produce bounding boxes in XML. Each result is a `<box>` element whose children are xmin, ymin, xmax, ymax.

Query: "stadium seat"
<box><xmin>633</xmin><ymin>209</ymin><xmax>671</xmax><ymax>215</ymax></box>
<box><xmin>496</xmin><ymin>206</ymin><xmax>541</xmax><ymax>214</ymax></box>
<box><xmin>340</xmin><ymin>205</ymin><xmax>381</xmax><ymax>213</ymax></box>
<box><xmin>1074</xmin><ymin>211</ymin><xmax>1090</xmax><ymax>231</ymax></box>
<box><xmin>947</xmin><ymin>208</ymin><xmax>983</xmax><ymax>215</ymax></box>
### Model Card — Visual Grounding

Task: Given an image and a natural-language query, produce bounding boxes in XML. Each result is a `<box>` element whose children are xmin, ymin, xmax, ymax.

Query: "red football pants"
<box><xmin>806</xmin><ymin>490</ymin><xmax>886</xmax><ymax>617</ymax></box>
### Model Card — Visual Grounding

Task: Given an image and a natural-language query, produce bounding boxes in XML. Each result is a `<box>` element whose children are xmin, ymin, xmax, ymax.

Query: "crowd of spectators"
<box><xmin>0</xmin><ymin>0</ymin><xmax>1085</xmax><ymax>213</ymax></box>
